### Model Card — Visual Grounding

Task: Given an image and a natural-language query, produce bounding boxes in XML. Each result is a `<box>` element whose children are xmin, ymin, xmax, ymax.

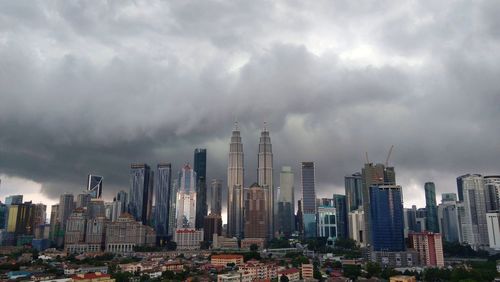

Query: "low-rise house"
<box><xmin>211</xmin><ymin>254</ymin><xmax>244</xmax><ymax>266</ymax></box>
<box><xmin>64</xmin><ymin>265</ymin><xmax>109</xmax><ymax>275</ymax></box>
<box><xmin>238</xmin><ymin>260</ymin><xmax>277</xmax><ymax>281</ymax></box>
<box><xmin>217</xmin><ymin>272</ymin><xmax>253</xmax><ymax>282</ymax></box>
<box><xmin>71</xmin><ymin>272</ymin><xmax>115</xmax><ymax>282</ymax></box>
<box><xmin>278</xmin><ymin>268</ymin><xmax>300</xmax><ymax>281</ymax></box>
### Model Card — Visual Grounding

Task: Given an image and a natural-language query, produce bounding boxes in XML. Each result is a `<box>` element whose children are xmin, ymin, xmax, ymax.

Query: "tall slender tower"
<box><xmin>194</xmin><ymin>149</ymin><xmax>207</xmax><ymax>229</ymax></box>
<box><xmin>227</xmin><ymin>123</ymin><xmax>244</xmax><ymax>238</ymax></box>
<box><xmin>129</xmin><ymin>164</ymin><xmax>153</xmax><ymax>225</ymax></box>
<box><xmin>258</xmin><ymin>124</ymin><xmax>274</xmax><ymax>239</ymax></box>
<box><xmin>425</xmin><ymin>182</ymin><xmax>439</xmax><ymax>233</ymax></box>
<box><xmin>154</xmin><ymin>163</ymin><xmax>172</xmax><ymax>244</ymax></box>
<box><xmin>175</xmin><ymin>164</ymin><xmax>197</xmax><ymax>229</ymax></box>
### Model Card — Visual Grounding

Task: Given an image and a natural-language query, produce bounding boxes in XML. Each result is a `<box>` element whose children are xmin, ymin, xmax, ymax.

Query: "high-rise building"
<box><xmin>33</xmin><ymin>203</ymin><xmax>47</xmax><ymax>239</ymax></box>
<box><xmin>333</xmin><ymin>194</ymin><xmax>348</xmax><ymax>239</ymax></box>
<box><xmin>210</xmin><ymin>179</ymin><xmax>222</xmax><ymax>215</ymax></box>
<box><xmin>194</xmin><ymin>149</ymin><xmax>207</xmax><ymax>229</ymax></box>
<box><xmin>76</xmin><ymin>193</ymin><xmax>92</xmax><ymax>209</ymax></box>
<box><xmin>105</xmin><ymin>213</ymin><xmax>156</xmax><ymax>253</ymax></box>
<box><xmin>7</xmin><ymin>202</ymin><xmax>35</xmax><ymax>236</ymax></box>
<box><xmin>484</xmin><ymin>176</ymin><xmax>500</xmax><ymax>212</ymax></box>
<box><xmin>348</xmin><ymin>208</ymin><xmax>365</xmax><ymax>247</ymax></box>
<box><xmin>425</xmin><ymin>182</ymin><xmax>439</xmax><ymax>233</ymax></box>
<box><xmin>128</xmin><ymin>163</ymin><xmax>153</xmax><ymax>225</ymax></box>
<box><xmin>227</xmin><ymin>123</ymin><xmax>244</xmax><ymax>238</ymax></box>
<box><xmin>301</xmin><ymin>162</ymin><xmax>317</xmax><ymax>238</ymax></box>
<box><xmin>58</xmin><ymin>194</ymin><xmax>75</xmax><ymax>232</ymax></box>
<box><xmin>64</xmin><ymin>208</ymin><xmax>87</xmax><ymax>253</ymax></box>
<box><xmin>116</xmin><ymin>190</ymin><xmax>128</xmax><ymax>212</ymax></box>
<box><xmin>0</xmin><ymin>203</ymin><xmax>7</xmax><ymax>230</ymax></box>
<box><xmin>154</xmin><ymin>163</ymin><xmax>172</xmax><ymax>244</ymax></box>
<box><xmin>88</xmin><ymin>199</ymin><xmax>106</xmax><ymax>218</ymax></box>
<box><xmin>370</xmin><ymin>185</ymin><xmax>405</xmax><ymax>252</ymax></box>
<box><xmin>408</xmin><ymin>232</ymin><xmax>444</xmax><ymax>267</ymax></box>
<box><xmin>87</xmin><ymin>174</ymin><xmax>103</xmax><ymax>199</ymax></box>
<box><xmin>175</xmin><ymin>164</ymin><xmax>197</xmax><ymax>229</ymax></box>
<box><xmin>5</xmin><ymin>195</ymin><xmax>23</xmax><ymax>205</ymax></box>
<box><xmin>49</xmin><ymin>204</ymin><xmax>60</xmax><ymax>241</ymax></box>
<box><xmin>362</xmin><ymin>162</ymin><xmax>396</xmax><ymax>247</ymax></box>
<box><xmin>486</xmin><ymin>212</ymin><xmax>500</xmax><ymax>251</ymax></box>
<box><xmin>244</xmin><ymin>183</ymin><xmax>268</xmax><ymax>239</ymax></box>
<box><xmin>258</xmin><ymin>126</ymin><xmax>274</xmax><ymax>238</ymax></box>
<box><xmin>317</xmin><ymin>205</ymin><xmax>337</xmax><ymax>242</ymax></box>
<box><xmin>441</xmin><ymin>193</ymin><xmax>457</xmax><ymax>203</ymax></box>
<box><xmin>437</xmin><ymin>201</ymin><xmax>462</xmax><ymax>242</ymax></box>
<box><xmin>277</xmin><ymin>166</ymin><xmax>294</xmax><ymax>237</ymax></box>
<box><xmin>345</xmin><ymin>172</ymin><xmax>363</xmax><ymax>212</ymax></box>
<box><xmin>461</xmin><ymin>174</ymin><xmax>488</xmax><ymax>249</ymax></box>
<box><xmin>296</xmin><ymin>199</ymin><xmax>304</xmax><ymax>236</ymax></box>
<box><xmin>203</xmin><ymin>213</ymin><xmax>222</xmax><ymax>243</ymax></box>
<box><xmin>404</xmin><ymin>206</ymin><xmax>418</xmax><ymax>238</ymax></box>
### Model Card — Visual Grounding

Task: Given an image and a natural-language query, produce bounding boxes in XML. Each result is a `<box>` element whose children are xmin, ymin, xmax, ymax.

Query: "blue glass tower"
<box><xmin>128</xmin><ymin>164</ymin><xmax>153</xmax><ymax>225</ymax></box>
<box><xmin>370</xmin><ymin>185</ymin><xmax>405</xmax><ymax>251</ymax></box>
<box><xmin>301</xmin><ymin>162</ymin><xmax>317</xmax><ymax>238</ymax></box>
<box><xmin>154</xmin><ymin>163</ymin><xmax>172</xmax><ymax>244</ymax></box>
<box><xmin>333</xmin><ymin>194</ymin><xmax>348</xmax><ymax>239</ymax></box>
<box><xmin>345</xmin><ymin>173</ymin><xmax>363</xmax><ymax>212</ymax></box>
<box><xmin>425</xmin><ymin>182</ymin><xmax>439</xmax><ymax>233</ymax></box>
<box><xmin>194</xmin><ymin>148</ymin><xmax>207</xmax><ymax>229</ymax></box>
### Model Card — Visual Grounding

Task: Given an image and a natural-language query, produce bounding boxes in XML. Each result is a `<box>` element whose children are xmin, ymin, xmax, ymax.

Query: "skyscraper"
<box><xmin>333</xmin><ymin>194</ymin><xmax>348</xmax><ymax>239</ymax></box>
<box><xmin>154</xmin><ymin>163</ymin><xmax>172</xmax><ymax>244</ymax></box>
<box><xmin>345</xmin><ymin>172</ymin><xmax>363</xmax><ymax>212</ymax></box>
<box><xmin>244</xmin><ymin>183</ymin><xmax>268</xmax><ymax>239</ymax></box>
<box><xmin>437</xmin><ymin>201</ymin><xmax>461</xmax><ymax>242</ymax></box>
<box><xmin>5</xmin><ymin>195</ymin><xmax>23</xmax><ymax>205</ymax></box>
<box><xmin>301</xmin><ymin>162</ymin><xmax>317</xmax><ymax>238</ymax></box>
<box><xmin>116</xmin><ymin>190</ymin><xmax>128</xmax><ymax>214</ymax></box>
<box><xmin>441</xmin><ymin>193</ymin><xmax>458</xmax><ymax>203</ymax></box>
<box><xmin>76</xmin><ymin>193</ymin><xmax>91</xmax><ymax>209</ymax></box>
<box><xmin>484</xmin><ymin>175</ymin><xmax>500</xmax><ymax>212</ymax></box>
<box><xmin>425</xmin><ymin>182</ymin><xmax>439</xmax><ymax>233</ymax></box>
<box><xmin>277</xmin><ymin>166</ymin><xmax>294</xmax><ymax>237</ymax></box>
<box><xmin>128</xmin><ymin>164</ymin><xmax>153</xmax><ymax>225</ymax></box>
<box><xmin>362</xmin><ymin>162</ymin><xmax>396</xmax><ymax>247</ymax></box>
<box><xmin>257</xmin><ymin>125</ymin><xmax>274</xmax><ymax>239</ymax></box>
<box><xmin>461</xmin><ymin>174</ymin><xmax>489</xmax><ymax>249</ymax></box>
<box><xmin>194</xmin><ymin>149</ymin><xmax>208</xmax><ymax>229</ymax></box>
<box><xmin>210</xmin><ymin>179</ymin><xmax>222</xmax><ymax>215</ymax></box>
<box><xmin>58</xmin><ymin>194</ymin><xmax>75</xmax><ymax>232</ymax></box>
<box><xmin>87</xmin><ymin>174</ymin><xmax>103</xmax><ymax>199</ymax></box>
<box><xmin>175</xmin><ymin>164</ymin><xmax>197</xmax><ymax>229</ymax></box>
<box><xmin>227</xmin><ymin>123</ymin><xmax>244</xmax><ymax>238</ymax></box>
<box><xmin>369</xmin><ymin>185</ymin><xmax>405</xmax><ymax>252</ymax></box>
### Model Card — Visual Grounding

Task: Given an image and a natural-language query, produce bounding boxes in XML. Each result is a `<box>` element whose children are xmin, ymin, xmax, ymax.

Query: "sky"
<box><xmin>1</xmin><ymin>1</ymin><xmax>500</xmax><ymax>218</ymax></box>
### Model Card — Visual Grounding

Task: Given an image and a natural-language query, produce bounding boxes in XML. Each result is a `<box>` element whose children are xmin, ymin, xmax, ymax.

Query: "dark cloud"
<box><xmin>0</xmin><ymin>1</ymin><xmax>499</xmax><ymax>210</ymax></box>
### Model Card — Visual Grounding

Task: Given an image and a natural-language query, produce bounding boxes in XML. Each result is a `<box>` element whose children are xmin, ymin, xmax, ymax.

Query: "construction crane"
<box><xmin>385</xmin><ymin>145</ymin><xmax>394</xmax><ymax>167</ymax></box>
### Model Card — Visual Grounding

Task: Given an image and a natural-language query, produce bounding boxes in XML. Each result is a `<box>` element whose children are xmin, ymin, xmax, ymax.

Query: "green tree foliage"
<box><xmin>249</xmin><ymin>244</ymin><xmax>259</xmax><ymax>252</ymax></box>
<box><xmin>280</xmin><ymin>274</ymin><xmax>290</xmax><ymax>282</ymax></box>
<box><xmin>365</xmin><ymin>262</ymin><xmax>381</xmax><ymax>278</ymax></box>
<box><xmin>342</xmin><ymin>265</ymin><xmax>361</xmax><ymax>280</ymax></box>
<box><xmin>268</xmin><ymin>238</ymin><xmax>291</xmax><ymax>249</ymax></box>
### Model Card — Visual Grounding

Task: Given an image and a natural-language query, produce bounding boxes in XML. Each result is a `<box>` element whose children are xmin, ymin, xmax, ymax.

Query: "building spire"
<box><xmin>234</xmin><ymin>121</ymin><xmax>239</xmax><ymax>131</ymax></box>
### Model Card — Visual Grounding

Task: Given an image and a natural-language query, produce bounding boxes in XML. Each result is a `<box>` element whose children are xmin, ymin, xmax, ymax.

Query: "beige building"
<box><xmin>71</xmin><ymin>272</ymin><xmax>115</xmax><ymax>282</ymax></box>
<box><xmin>278</xmin><ymin>268</ymin><xmax>300</xmax><ymax>281</ymax></box>
<box><xmin>173</xmin><ymin>228</ymin><xmax>204</xmax><ymax>250</ymax></box>
<box><xmin>301</xmin><ymin>263</ymin><xmax>314</xmax><ymax>280</ymax></box>
<box><xmin>217</xmin><ymin>272</ymin><xmax>253</xmax><ymax>282</ymax></box>
<box><xmin>241</xmin><ymin>238</ymin><xmax>266</xmax><ymax>250</ymax></box>
<box><xmin>211</xmin><ymin>254</ymin><xmax>244</xmax><ymax>266</ymax></box>
<box><xmin>105</xmin><ymin>213</ymin><xmax>155</xmax><ymax>253</ymax></box>
<box><xmin>408</xmin><ymin>231</ymin><xmax>444</xmax><ymax>267</ymax></box>
<box><xmin>238</xmin><ymin>260</ymin><xmax>277</xmax><ymax>280</ymax></box>
<box><xmin>389</xmin><ymin>275</ymin><xmax>417</xmax><ymax>282</ymax></box>
<box><xmin>244</xmin><ymin>183</ymin><xmax>268</xmax><ymax>238</ymax></box>
<box><xmin>213</xmin><ymin>235</ymin><xmax>238</xmax><ymax>249</ymax></box>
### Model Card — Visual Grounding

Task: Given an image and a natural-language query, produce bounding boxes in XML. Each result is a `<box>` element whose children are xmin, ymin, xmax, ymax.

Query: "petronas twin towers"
<box><xmin>227</xmin><ymin>122</ymin><xmax>274</xmax><ymax>239</ymax></box>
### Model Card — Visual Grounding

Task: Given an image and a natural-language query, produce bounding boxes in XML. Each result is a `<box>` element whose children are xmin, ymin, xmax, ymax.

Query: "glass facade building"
<box><xmin>317</xmin><ymin>205</ymin><xmax>337</xmax><ymax>241</ymax></box>
<box><xmin>154</xmin><ymin>163</ymin><xmax>172</xmax><ymax>244</ymax></box>
<box><xmin>301</xmin><ymin>162</ymin><xmax>317</xmax><ymax>238</ymax></box>
<box><xmin>128</xmin><ymin>164</ymin><xmax>153</xmax><ymax>225</ymax></box>
<box><xmin>194</xmin><ymin>148</ymin><xmax>207</xmax><ymax>229</ymax></box>
<box><xmin>345</xmin><ymin>172</ymin><xmax>363</xmax><ymax>212</ymax></box>
<box><xmin>277</xmin><ymin>166</ymin><xmax>294</xmax><ymax>237</ymax></box>
<box><xmin>425</xmin><ymin>182</ymin><xmax>439</xmax><ymax>232</ymax></box>
<box><xmin>87</xmin><ymin>174</ymin><xmax>103</xmax><ymax>199</ymax></box>
<box><xmin>370</xmin><ymin>185</ymin><xmax>405</xmax><ymax>252</ymax></box>
<box><xmin>333</xmin><ymin>194</ymin><xmax>348</xmax><ymax>239</ymax></box>
<box><xmin>175</xmin><ymin>164</ymin><xmax>197</xmax><ymax>229</ymax></box>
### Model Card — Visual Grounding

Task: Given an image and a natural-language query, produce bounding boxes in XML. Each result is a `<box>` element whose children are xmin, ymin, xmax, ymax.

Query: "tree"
<box><xmin>280</xmin><ymin>274</ymin><xmax>290</xmax><ymax>282</ymax></box>
<box><xmin>365</xmin><ymin>262</ymin><xmax>381</xmax><ymax>278</ymax></box>
<box><xmin>343</xmin><ymin>265</ymin><xmax>361</xmax><ymax>280</ymax></box>
<box><xmin>250</xmin><ymin>244</ymin><xmax>259</xmax><ymax>252</ymax></box>
<box><xmin>165</xmin><ymin>240</ymin><xmax>177</xmax><ymax>251</ymax></box>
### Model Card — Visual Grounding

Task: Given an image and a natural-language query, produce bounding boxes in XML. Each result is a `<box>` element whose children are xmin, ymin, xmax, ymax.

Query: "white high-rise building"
<box><xmin>348</xmin><ymin>208</ymin><xmax>365</xmax><ymax>247</ymax></box>
<box><xmin>486</xmin><ymin>212</ymin><xmax>500</xmax><ymax>251</ymax></box>
<box><xmin>227</xmin><ymin>123</ymin><xmax>244</xmax><ymax>238</ymax></box>
<box><xmin>277</xmin><ymin>166</ymin><xmax>294</xmax><ymax>237</ymax></box>
<box><xmin>175</xmin><ymin>164</ymin><xmax>197</xmax><ymax>229</ymax></box>
<box><xmin>461</xmin><ymin>174</ymin><xmax>489</xmax><ymax>249</ymax></box>
<box><xmin>258</xmin><ymin>125</ymin><xmax>274</xmax><ymax>239</ymax></box>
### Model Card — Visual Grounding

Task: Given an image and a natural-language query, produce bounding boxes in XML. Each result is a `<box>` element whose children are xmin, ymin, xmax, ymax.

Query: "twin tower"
<box><xmin>227</xmin><ymin>122</ymin><xmax>274</xmax><ymax>239</ymax></box>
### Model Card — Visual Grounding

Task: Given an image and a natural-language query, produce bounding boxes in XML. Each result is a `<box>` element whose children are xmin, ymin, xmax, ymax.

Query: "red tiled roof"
<box><xmin>211</xmin><ymin>254</ymin><xmax>243</xmax><ymax>259</ymax></box>
<box><xmin>72</xmin><ymin>272</ymin><xmax>111</xmax><ymax>280</ymax></box>
<box><xmin>279</xmin><ymin>268</ymin><xmax>300</xmax><ymax>275</ymax></box>
<box><xmin>176</xmin><ymin>228</ymin><xmax>198</xmax><ymax>233</ymax></box>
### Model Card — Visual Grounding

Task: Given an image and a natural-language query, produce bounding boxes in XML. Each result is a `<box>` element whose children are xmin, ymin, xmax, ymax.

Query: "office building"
<box><xmin>362</xmin><ymin>162</ymin><xmax>396</xmax><ymax>247</ymax></box>
<box><xmin>116</xmin><ymin>190</ymin><xmax>128</xmax><ymax>213</ymax></box>
<box><xmin>277</xmin><ymin>166</ymin><xmax>294</xmax><ymax>237</ymax></box>
<box><xmin>244</xmin><ymin>183</ymin><xmax>268</xmax><ymax>239</ymax></box>
<box><xmin>87</xmin><ymin>174</ymin><xmax>103</xmax><ymax>199</ymax></box>
<box><xmin>370</xmin><ymin>185</ymin><xmax>404</xmax><ymax>252</ymax></box>
<box><xmin>486</xmin><ymin>212</ymin><xmax>500</xmax><ymax>250</ymax></box>
<box><xmin>345</xmin><ymin>172</ymin><xmax>363</xmax><ymax>212</ymax></box>
<box><xmin>105</xmin><ymin>213</ymin><xmax>156</xmax><ymax>253</ymax></box>
<box><xmin>58</xmin><ymin>194</ymin><xmax>75</xmax><ymax>232</ymax></box>
<box><xmin>210</xmin><ymin>179</ymin><xmax>222</xmax><ymax>215</ymax></box>
<box><xmin>5</xmin><ymin>195</ymin><xmax>23</xmax><ymax>205</ymax></box>
<box><xmin>257</xmin><ymin>126</ymin><xmax>274</xmax><ymax>239</ymax></box>
<box><xmin>484</xmin><ymin>176</ymin><xmax>500</xmax><ymax>212</ymax></box>
<box><xmin>404</xmin><ymin>206</ymin><xmax>418</xmax><ymax>237</ymax></box>
<box><xmin>301</xmin><ymin>162</ymin><xmax>317</xmax><ymax>238</ymax></box>
<box><xmin>441</xmin><ymin>193</ymin><xmax>457</xmax><ymax>203</ymax></box>
<box><xmin>333</xmin><ymin>194</ymin><xmax>348</xmax><ymax>239</ymax></box>
<box><xmin>88</xmin><ymin>199</ymin><xmax>105</xmax><ymax>218</ymax></box>
<box><xmin>227</xmin><ymin>123</ymin><xmax>244</xmax><ymax>238</ymax></box>
<box><xmin>461</xmin><ymin>174</ymin><xmax>488</xmax><ymax>249</ymax></box>
<box><xmin>348</xmin><ymin>208</ymin><xmax>365</xmax><ymax>247</ymax></box>
<box><xmin>408</xmin><ymin>231</ymin><xmax>444</xmax><ymax>267</ymax></box>
<box><xmin>7</xmin><ymin>202</ymin><xmax>35</xmax><ymax>237</ymax></box>
<box><xmin>49</xmin><ymin>204</ymin><xmax>60</xmax><ymax>241</ymax></box>
<box><xmin>194</xmin><ymin>148</ymin><xmax>207</xmax><ymax>229</ymax></box>
<box><xmin>296</xmin><ymin>200</ymin><xmax>304</xmax><ymax>236</ymax></box>
<box><xmin>175</xmin><ymin>164</ymin><xmax>197</xmax><ymax>229</ymax></box>
<box><xmin>64</xmin><ymin>208</ymin><xmax>87</xmax><ymax>253</ymax></box>
<box><xmin>457</xmin><ymin>174</ymin><xmax>481</xmax><ymax>202</ymax></box>
<box><xmin>173</xmin><ymin>228</ymin><xmax>204</xmax><ymax>250</ymax></box>
<box><xmin>437</xmin><ymin>201</ymin><xmax>462</xmax><ymax>242</ymax></box>
<box><xmin>128</xmin><ymin>163</ymin><xmax>153</xmax><ymax>225</ymax></box>
<box><xmin>425</xmin><ymin>182</ymin><xmax>439</xmax><ymax>233</ymax></box>
<box><xmin>154</xmin><ymin>163</ymin><xmax>172</xmax><ymax>244</ymax></box>
<box><xmin>0</xmin><ymin>203</ymin><xmax>7</xmax><ymax>230</ymax></box>
<box><xmin>317</xmin><ymin>205</ymin><xmax>337</xmax><ymax>242</ymax></box>
<box><xmin>33</xmin><ymin>203</ymin><xmax>47</xmax><ymax>239</ymax></box>
<box><xmin>203</xmin><ymin>213</ymin><xmax>222</xmax><ymax>243</ymax></box>
<box><xmin>76</xmin><ymin>193</ymin><xmax>91</xmax><ymax>209</ymax></box>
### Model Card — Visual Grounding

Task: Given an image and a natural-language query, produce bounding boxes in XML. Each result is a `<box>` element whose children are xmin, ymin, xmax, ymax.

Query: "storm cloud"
<box><xmin>1</xmin><ymin>1</ymin><xmax>500</xmax><ymax>211</ymax></box>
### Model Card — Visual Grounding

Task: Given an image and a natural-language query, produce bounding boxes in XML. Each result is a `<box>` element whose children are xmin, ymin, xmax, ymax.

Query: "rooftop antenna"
<box><xmin>263</xmin><ymin>121</ymin><xmax>267</xmax><ymax>131</ymax></box>
<box><xmin>385</xmin><ymin>145</ymin><xmax>394</xmax><ymax>167</ymax></box>
<box><xmin>365</xmin><ymin>152</ymin><xmax>370</xmax><ymax>164</ymax></box>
